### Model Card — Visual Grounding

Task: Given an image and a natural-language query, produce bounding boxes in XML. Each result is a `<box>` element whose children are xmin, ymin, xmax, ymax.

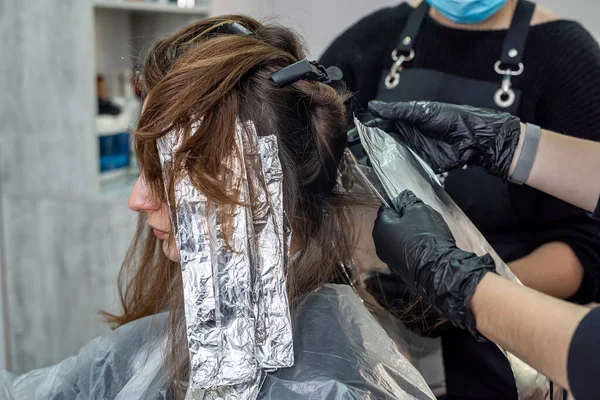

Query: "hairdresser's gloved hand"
<box><xmin>368</xmin><ymin>101</ymin><xmax>522</xmax><ymax>177</ymax></box>
<box><xmin>364</xmin><ymin>272</ymin><xmax>452</xmax><ymax>337</ymax></box>
<box><xmin>373</xmin><ymin>190</ymin><xmax>496</xmax><ymax>340</ymax></box>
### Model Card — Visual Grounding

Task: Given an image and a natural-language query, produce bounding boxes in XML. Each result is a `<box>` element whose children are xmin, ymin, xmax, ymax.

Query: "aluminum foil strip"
<box><xmin>200</xmin><ymin>371</ymin><xmax>266</xmax><ymax>400</ymax></box>
<box><xmin>157</xmin><ymin>122</ymin><xmax>257</xmax><ymax>393</ymax></box>
<box><xmin>158</xmin><ymin>120</ymin><xmax>293</xmax><ymax>400</ymax></box>
<box><xmin>240</xmin><ymin>125</ymin><xmax>293</xmax><ymax>370</ymax></box>
<box><xmin>353</xmin><ymin>118</ymin><xmax>549</xmax><ymax>400</ymax></box>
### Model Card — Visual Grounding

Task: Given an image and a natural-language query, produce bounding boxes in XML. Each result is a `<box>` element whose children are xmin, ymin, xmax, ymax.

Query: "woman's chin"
<box><xmin>162</xmin><ymin>240</ymin><xmax>180</xmax><ymax>262</ymax></box>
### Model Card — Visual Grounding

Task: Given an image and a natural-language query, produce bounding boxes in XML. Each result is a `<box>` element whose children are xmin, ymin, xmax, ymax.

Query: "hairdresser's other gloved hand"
<box><xmin>368</xmin><ymin>101</ymin><xmax>522</xmax><ymax>177</ymax></box>
<box><xmin>373</xmin><ymin>190</ymin><xmax>496</xmax><ymax>340</ymax></box>
<box><xmin>364</xmin><ymin>272</ymin><xmax>452</xmax><ymax>337</ymax></box>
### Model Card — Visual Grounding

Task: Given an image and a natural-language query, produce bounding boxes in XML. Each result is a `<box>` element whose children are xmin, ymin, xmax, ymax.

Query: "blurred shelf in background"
<box><xmin>94</xmin><ymin>0</ymin><xmax>211</xmax><ymax>197</ymax></box>
<box><xmin>94</xmin><ymin>0</ymin><xmax>211</xmax><ymax>16</ymax></box>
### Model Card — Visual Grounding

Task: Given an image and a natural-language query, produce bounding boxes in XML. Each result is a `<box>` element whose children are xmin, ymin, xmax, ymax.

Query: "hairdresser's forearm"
<box><xmin>509</xmin><ymin>124</ymin><xmax>600</xmax><ymax>212</ymax></box>
<box><xmin>508</xmin><ymin>242</ymin><xmax>584</xmax><ymax>299</ymax></box>
<box><xmin>471</xmin><ymin>273</ymin><xmax>590</xmax><ymax>390</ymax></box>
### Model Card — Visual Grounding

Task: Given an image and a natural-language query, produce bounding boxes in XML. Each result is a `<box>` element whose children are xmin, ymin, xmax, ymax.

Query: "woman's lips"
<box><xmin>153</xmin><ymin>228</ymin><xmax>169</xmax><ymax>240</ymax></box>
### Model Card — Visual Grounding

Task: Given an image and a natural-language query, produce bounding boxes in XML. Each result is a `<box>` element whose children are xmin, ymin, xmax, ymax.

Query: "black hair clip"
<box><xmin>271</xmin><ymin>59</ymin><xmax>343</xmax><ymax>87</ymax></box>
<box><xmin>211</xmin><ymin>22</ymin><xmax>252</xmax><ymax>36</ymax></box>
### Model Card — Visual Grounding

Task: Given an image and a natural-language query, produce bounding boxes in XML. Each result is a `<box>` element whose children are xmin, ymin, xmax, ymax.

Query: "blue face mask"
<box><xmin>425</xmin><ymin>0</ymin><xmax>508</xmax><ymax>25</ymax></box>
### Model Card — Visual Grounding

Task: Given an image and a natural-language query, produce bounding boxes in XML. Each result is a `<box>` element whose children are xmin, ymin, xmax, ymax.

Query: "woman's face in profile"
<box><xmin>131</xmin><ymin>96</ymin><xmax>180</xmax><ymax>262</ymax></box>
<box><xmin>129</xmin><ymin>175</ymin><xmax>180</xmax><ymax>262</ymax></box>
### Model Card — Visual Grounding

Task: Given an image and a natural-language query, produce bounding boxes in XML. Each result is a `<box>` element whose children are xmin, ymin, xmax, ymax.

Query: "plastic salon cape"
<box><xmin>0</xmin><ymin>284</ymin><xmax>435</xmax><ymax>400</ymax></box>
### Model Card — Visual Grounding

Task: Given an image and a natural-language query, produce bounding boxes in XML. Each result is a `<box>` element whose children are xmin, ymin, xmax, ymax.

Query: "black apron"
<box><xmin>374</xmin><ymin>0</ymin><xmax>535</xmax><ymax>260</ymax></box>
<box><xmin>371</xmin><ymin>3</ymin><xmax>540</xmax><ymax>400</ymax></box>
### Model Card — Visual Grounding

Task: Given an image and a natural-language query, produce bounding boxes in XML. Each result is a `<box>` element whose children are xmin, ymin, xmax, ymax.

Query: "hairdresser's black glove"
<box><xmin>364</xmin><ymin>272</ymin><xmax>452</xmax><ymax>337</ymax></box>
<box><xmin>373</xmin><ymin>190</ymin><xmax>496</xmax><ymax>340</ymax></box>
<box><xmin>367</xmin><ymin>101</ymin><xmax>522</xmax><ymax>178</ymax></box>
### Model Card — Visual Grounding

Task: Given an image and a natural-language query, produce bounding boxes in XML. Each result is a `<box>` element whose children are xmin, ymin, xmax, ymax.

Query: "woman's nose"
<box><xmin>128</xmin><ymin>175</ymin><xmax>160</xmax><ymax>212</ymax></box>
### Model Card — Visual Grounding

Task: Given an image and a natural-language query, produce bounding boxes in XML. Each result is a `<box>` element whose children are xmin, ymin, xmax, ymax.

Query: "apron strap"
<box><xmin>394</xmin><ymin>1</ymin><xmax>430</xmax><ymax>56</ymax></box>
<box><xmin>385</xmin><ymin>2</ymin><xmax>429</xmax><ymax>89</ymax></box>
<box><xmin>499</xmin><ymin>0</ymin><xmax>536</xmax><ymax>71</ymax></box>
<box><xmin>494</xmin><ymin>0</ymin><xmax>535</xmax><ymax>108</ymax></box>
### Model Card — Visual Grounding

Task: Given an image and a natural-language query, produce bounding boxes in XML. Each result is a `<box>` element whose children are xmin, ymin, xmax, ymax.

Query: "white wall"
<box><xmin>268</xmin><ymin>0</ymin><xmax>400</xmax><ymax>58</ymax></box>
<box><xmin>212</xmin><ymin>0</ymin><xmax>399</xmax><ymax>58</ymax></box>
<box><xmin>0</xmin><ymin>184</ymin><xmax>6</xmax><ymax>370</ymax></box>
<box><xmin>0</xmin><ymin>0</ymin><xmax>133</xmax><ymax>373</ymax></box>
<box><xmin>95</xmin><ymin>8</ymin><xmax>132</xmax><ymax>96</ymax></box>
<box><xmin>539</xmin><ymin>0</ymin><xmax>600</xmax><ymax>40</ymax></box>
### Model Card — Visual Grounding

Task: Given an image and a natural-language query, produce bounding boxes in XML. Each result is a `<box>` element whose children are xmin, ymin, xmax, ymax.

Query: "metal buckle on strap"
<box><xmin>494</xmin><ymin>61</ymin><xmax>524</xmax><ymax>109</ymax></box>
<box><xmin>494</xmin><ymin>61</ymin><xmax>524</xmax><ymax>76</ymax></box>
<box><xmin>385</xmin><ymin>49</ymin><xmax>415</xmax><ymax>90</ymax></box>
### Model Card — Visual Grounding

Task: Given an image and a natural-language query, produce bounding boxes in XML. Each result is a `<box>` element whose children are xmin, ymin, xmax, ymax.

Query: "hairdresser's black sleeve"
<box><xmin>526</xmin><ymin>22</ymin><xmax>600</xmax><ymax>303</ymax></box>
<box><xmin>538</xmin><ymin>22</ymin><xmax>600</xmax><ymax>144</ymax></box>
<box><xmin>568</xmin><ymin>307</ymin><xmax>600</xmax><ymax>399</ymax></box>
<box><xmin>319</xmin><ymin>8</ymin><xmax>391</xmax><ymax>125</ymax></box>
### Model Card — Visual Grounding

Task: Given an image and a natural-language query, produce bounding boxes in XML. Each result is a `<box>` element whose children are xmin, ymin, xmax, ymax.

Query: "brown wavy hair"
<box><xmin>102</xmin><ymin>15</ymin><xmax>361</xmax><ymax>396</ymax></box>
